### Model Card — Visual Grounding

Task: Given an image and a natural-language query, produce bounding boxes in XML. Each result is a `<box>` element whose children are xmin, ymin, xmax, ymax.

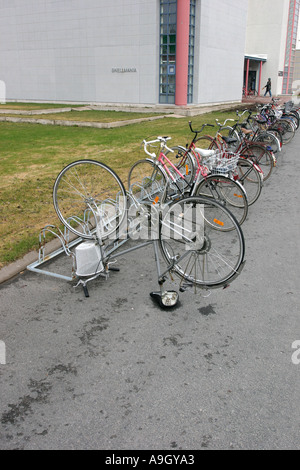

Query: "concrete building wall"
<box><xmin>0</xmin><ymin>0</ymin><xmax>159</xmax><ymax>104</ymax></box>
<box><xmin>195</xmin><ymin>0</ymin><xmax>248</xmax><ymax>104</ymax></box>
<box><xmin>245</xmin><ymin>0</ymin><xmax>290</xmax><ymax>95</ymax></box>
<box><xmin>0</xmin><ymin>0</ymin><xmax>249</xmax><ymax>106</ymax></box>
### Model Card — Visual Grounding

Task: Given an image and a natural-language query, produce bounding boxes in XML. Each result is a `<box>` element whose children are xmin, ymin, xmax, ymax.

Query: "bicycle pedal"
<box><xmin>179</xmin><ymin>283</ymin><xmax>193</xmax><ymax>292</ymax></box>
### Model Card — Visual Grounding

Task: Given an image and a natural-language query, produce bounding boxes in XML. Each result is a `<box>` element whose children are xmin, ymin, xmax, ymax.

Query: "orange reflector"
<box><xmin>214</xmin><ymin>218</ymin><xmax>224</xmax><ymax>226</ymax></box>
<box><xmin>153</xmin><ymin>196</ymin><xmax>159</xmax><ymax>205</ymax></box>
<box><xmin>186</xmin><ymin>165</ymin><xmax>189</xmax><ymax>175</ymax></box>
<box><xmin>234</xmin><ymin>193</ymin><xmax>243</xmax><ymax>198</ymax></box>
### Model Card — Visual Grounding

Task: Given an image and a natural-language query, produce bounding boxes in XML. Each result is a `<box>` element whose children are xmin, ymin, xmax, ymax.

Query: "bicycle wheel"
<box><xmin>193</xmin><ymin>174</ymin><xmax>248</xmax><ymax>229</ymax></box>
<box><xmin>164</xmin><ymin>146</ymin><xmax>195</xmax><ymax>189</ymax></box>
<box><xmin>128</xmin><ymin>158</ymin><xmax>168</xmax><ymax>203</ymax></box>
<box><xmin>269</xmin><ymin>128</ymin><xmax>283</xmax><ymax>146</ymax></box>
<box><xmin>239</xmin><ymin>143</ymin><xmax>274</xmax><ymax>181</ymax></box>
<box><xmin>195</xmin><ymin>135</ymin><xmax>220</xmax><ymax>151</ymax></box>
<box><xmin>233</xmin><ymin>157</ymin><xmax>263</xmax><ymax>206</ymax></box>
<box><xmin>53</xmin><ymin>160</ymin><xmax>127</xmax><ymax>240</ymax></box>
<box><xmin>159</xmin><ymin>196</ymin><xmax>245</xmax><ymax>288</ymax></box>
<box><xmin>285</xmin><ymin>112</ymin><xmax>299</xmax><ymax>130</ymax></box>
<box><xmin>253</xmin><ymin>131</ymin><xmax>281</xmax><ymax>154</ymax></box>
<box><xmin>270</xmin><ymin>119</ymin><xmax>295</xmax><ymax>144</ymax></box>
<box><xmin>288</xmin><ymin>110</ymin><xmax>300</xmax><ymax>129</ymax></box>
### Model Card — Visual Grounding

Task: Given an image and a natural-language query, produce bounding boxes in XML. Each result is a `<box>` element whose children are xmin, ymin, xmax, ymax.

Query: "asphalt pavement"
<box><xmin>0</xmin><ymin>128</ymin><xmax>300</xmax><ymax>451</ymax></box>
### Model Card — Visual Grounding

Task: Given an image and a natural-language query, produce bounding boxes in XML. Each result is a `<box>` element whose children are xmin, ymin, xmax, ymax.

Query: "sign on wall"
<box><xmin>112</xmin><ymin>68</ymin><xmax>137</xmax><ymax>73</ymax></box>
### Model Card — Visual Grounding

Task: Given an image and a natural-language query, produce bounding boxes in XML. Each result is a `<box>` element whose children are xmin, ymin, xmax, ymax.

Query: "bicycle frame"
<box><xmin>142</xmin><ymin>137</ymin><xmax>197</xmax><ymax>198</ymax></box>
<box><xmin>158</xmin><ymin>146</ymin><xmax>213</xmax><ymax>193</ymax></box>
<box><xmin>165</xmin><ymin>122</ymin><xmax>262</xmax><ymax>189</ymax></box>
<box><xmin>158</xmin><ymin>149</ymin><xmax>192</xmax><ymax>192</ymax></box>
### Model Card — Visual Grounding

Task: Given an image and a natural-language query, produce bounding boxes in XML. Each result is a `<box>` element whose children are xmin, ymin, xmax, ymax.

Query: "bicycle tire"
<box><xmin>194</xmin><ymin>135</ymin><xmax>220</xmax><ymax>151</ymax></box>
<box><xmin>239</xmin><ymin>142</ymin><xmax>274</xmax><ymax>181</ymax></box>
<box><xmin>233</xmin><ymin>157</ymin><xmax>263</xmax><ymax>206</ymax></box>
<box><xmin>128</xmin><ymin>158</ymin><xmax>168</xmax><ymax>203</ymax></box>
<box><xmin>286</xmin><ymin>111</ymin><xmax>299</xmax><ymax>129</ymax></box>
<box><xmin>268</xmin><ymin>129</ymin><xmax>283</xmax><ymax>148</ymax></box>
<box><xmin>290</xmin><ymin>108</ymin><xmax>300</xmax><ymax>121</ymax></box>
<box><xmin>53</xmin><ymin>159</ymin><xmax>127</xmax><ymax>240</ymax></box>
<box><xmin>283</xmin><ymin>114</ymin><xmax>298</xmax><ymax>130</ymax></box>
<box><xmin>265</xmin><ymin>128</ymin><xmax>283</xmax><ymax>157</ymax></box>
<box><xmin>253</xmin><ymin>130</ymin><xmax>281</xmax><ymax>154</ymax></box>
<box><xmin>193</xmin><ymin>174</ymin><xmax>248</xmax><ymax>229</ymax></box>
<box><xmin>270</xmin><ymin>119</ymin><xmax>295</xmax><ymax>144</ymax></box>
<box><xmin>159</xmin><ymin>195</ymin><xmax>245</xmax><ymax>288</ymax></box>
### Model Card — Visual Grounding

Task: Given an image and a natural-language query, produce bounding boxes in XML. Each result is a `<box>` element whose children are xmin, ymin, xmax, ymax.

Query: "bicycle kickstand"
<box><xmin>149</xmin><ymin>241</ymin><xmax>179</xmax><ymax>309</ymax></box>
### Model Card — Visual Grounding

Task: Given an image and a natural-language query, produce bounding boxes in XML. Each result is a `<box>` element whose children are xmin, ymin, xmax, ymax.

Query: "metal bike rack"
<box><xmin>27</xmin><ymin>220</ymin><xmax>181</xmax><ymax>308</ymax></box>
<box><xmin>27</xmin><ymin>225</ymin><xmax>79</xmax><ymax>282</ymax></box>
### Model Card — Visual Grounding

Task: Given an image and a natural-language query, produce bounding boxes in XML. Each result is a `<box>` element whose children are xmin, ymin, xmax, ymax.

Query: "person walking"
<box><xmin>263</xmin><ymin>78</ymin><xmax>272</xmax><ymax>97</ymax></box>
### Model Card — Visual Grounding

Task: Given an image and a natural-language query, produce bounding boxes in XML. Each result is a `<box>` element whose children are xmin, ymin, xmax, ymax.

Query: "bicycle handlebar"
<box><xmin>236</xmin><ymin>109</ymin><xmax>252</xmax><ymax>119</ymax></box>
<box><xmin>143</xmin><ymin>136</ymin><xmax>174</xmax><ymax>158</ymax></box>
<box><xmin>215</xmin><ymin>118</ymin><xmax>235</xmax><ymax>128</ymax></box>
<box><xmin>188</xmin><ymin>121</ymin><xmax>214</xmax><ymax>134</ymax></box>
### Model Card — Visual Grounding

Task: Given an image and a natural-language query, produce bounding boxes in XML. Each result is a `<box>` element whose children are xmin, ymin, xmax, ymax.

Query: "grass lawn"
<box><xmin>0</xmin><ymin>102</ymin><xmax>83</xmax><ymax>110</ymax></box>
<box><xmin>0</xmin><ymin>108</ymin><xmax>239</xmax><ymax>267</ymax></box>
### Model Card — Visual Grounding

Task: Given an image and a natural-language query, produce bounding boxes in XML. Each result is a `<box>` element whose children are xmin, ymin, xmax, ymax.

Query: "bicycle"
<box><xmin>222</xmin><ymin>109</ymin><xmax>282</xmax><ymax>155</ymax></box>
<box><xmin>242</xmin><ymin>87</ymin><xmax>258</xmax><ymax>97</ymax></box>
<box><xmin>196</xmin><ymin>115</ymin><xmax>275</xmax><ymax>182</ymax></box>
<box><xmin>257</xmin><ymin>100</ymin><xmax>296</xmax><ymax>144</ymax></box>
<box><xmin>169</xmin><ymin>121</ymin><xmax>263</xmax><ymax>206</ymax></box>
<box><xmin>52</xmin><ymin>159</ymin><xmax>246</xmax><ymax>302</ymax></box>
<box><xmin>248</xmin><ymin>88</ymin><xmax>258</xmax><ymax>96</ymax></box>
<box><xmin>239</xmin><ymin>109</ymin><xmax>283</xmax><ymax>153</ymax></box>
<box><xmin>271</xmin><ymin>98</ymin><xmax>299</xmax><ymax>129</ymax></box>
<box><xmin>128</xmin><ymin>132</ymin><xmax>248</xmax><ymax>229</ymax></box>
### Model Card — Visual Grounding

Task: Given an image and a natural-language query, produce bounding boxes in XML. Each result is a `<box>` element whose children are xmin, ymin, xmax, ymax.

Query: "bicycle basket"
<box><xmin>204</xmin><ymin>152</ymin><xmax>240</xmax><ymax>174</ymax></box>
<box><xmin>284</xmin><ymin>101</ymin><xmax>293</xmax><ymax>113</ymax></box>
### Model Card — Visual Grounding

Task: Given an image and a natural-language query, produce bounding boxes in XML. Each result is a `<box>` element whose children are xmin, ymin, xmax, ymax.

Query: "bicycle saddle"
<box><xmin>194</xmin><ymin>148</ymin><xmax>216</xmax><ymax>157</ymax></box>
<box><xmin>221</xmin><ymin>136</ymin><xmax>237</xmax><ymax>144</ymax></box>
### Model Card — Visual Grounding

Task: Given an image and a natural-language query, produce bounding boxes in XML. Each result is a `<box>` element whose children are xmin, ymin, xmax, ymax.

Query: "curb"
<box><xmin>0</xmin><ymin>237</ymin><xmax>65</xmax><ymax>285</ymax></box>
<box><xmin>0</xmin><ymin>251</ymin><xmax>39</xmax><ymax>284</ymax></box>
